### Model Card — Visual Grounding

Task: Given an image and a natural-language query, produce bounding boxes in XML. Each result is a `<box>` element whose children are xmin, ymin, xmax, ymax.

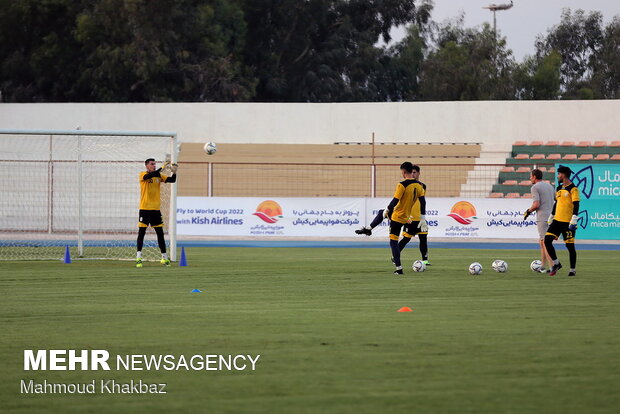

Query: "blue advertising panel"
<box><xmin>556</xmin><ymin>164</ymin><xmax>620</xmax><ymax>240</ymax></box>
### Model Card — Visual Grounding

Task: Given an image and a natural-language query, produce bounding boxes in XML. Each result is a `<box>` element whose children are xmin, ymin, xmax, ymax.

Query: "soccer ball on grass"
<box><xmin>469</xmin><ymin>262</ymin><xmax>482</xmax><ymax>275</ymax></box>
<box><xmin>412</xmin><ymin>260</ymin><xmax>426</xmax><ymax>272</ymax></box>
<box><xmin>491</xmin><ymin>259</ymin><xmax>508</xmax><ymax>273</ymax></box>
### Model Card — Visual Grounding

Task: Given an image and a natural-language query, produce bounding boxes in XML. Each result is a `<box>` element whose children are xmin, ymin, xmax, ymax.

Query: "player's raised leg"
<box><xmin>355</xmin><ymin>209</ymin><xmax>390</xmax><ymax>236</ymax></box>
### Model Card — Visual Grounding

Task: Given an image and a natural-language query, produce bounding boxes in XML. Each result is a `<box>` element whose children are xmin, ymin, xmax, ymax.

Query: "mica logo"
<box><xmin>447</xmin><ymin>201</ymin><xmax>477</xmax><ymax>224</ymax></box>
<box><xmin>253</xmin><ymin>200</ymin><xmax>283</xmax><ymax>224</ymax></box>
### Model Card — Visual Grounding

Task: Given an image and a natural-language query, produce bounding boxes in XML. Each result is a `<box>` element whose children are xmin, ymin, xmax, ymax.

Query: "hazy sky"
<box><xmin>393</xmin><ymin>0</ymin><xmax>619</xmax><ymax>61</ymax></box>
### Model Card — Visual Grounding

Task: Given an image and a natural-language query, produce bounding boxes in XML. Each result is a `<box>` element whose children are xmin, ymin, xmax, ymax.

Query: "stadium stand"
<box><xmin>493</xmin><ymin>140</ymin><xmax>619</xmax><ymax>197</ymax></box>
<box><xmin>177</xmin><ymin>142</ymin><xmax>482</xmax><ymax>198</ymax></box>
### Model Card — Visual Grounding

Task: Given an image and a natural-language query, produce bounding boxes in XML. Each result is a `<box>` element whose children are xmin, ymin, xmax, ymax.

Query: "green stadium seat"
<box><xmin>514</xmin><ymin>153</ymin><xmax>529</xmax><ymax>159</ymax></box>
<box><xmin>505</xmin><ymin>193</ymin><xmax>521</xmax><ymax>198</ymax></box>
<box><xmin>516</xmin><ymin>167</ymin><xmax>530</xmax><ymax>173</ymax></box>
<box><xmin>577</xmin><ymin>141</ymin><xmax>591</xmax><ymax>147</ymax></box>
<box><xmin>547</xmin><ymin>154</ymin><xmax>561</xmax><ymax>160</ymax></box>
<box><xmin>531</xmin><ymin>154</ymin><xmax>545</xmax><ymax>160</ymax></box>
<box><xmin>560</xmin><ymin>141</ymin><xmax>576</xmax><ymax>146</ymax></box>
<box><xmin>514</xmin><ymin>141</ymin><xmax>527</xmax><ymax>146</ymax></box>
<box><xmin>612</xmin><ymin>141</ymin><xmax>620</xmax><ymax>147</ymax></box>
<box><xmin>530</xmin><ymin>141</ymin><xmax>543</xmax><ymax>146</ymax></box>
<box><xmin>563</xmin><ymin>154</ymin><xmax>577</xmax><ymax>160</ymax></box>
<box><xmin>501</xmin><ymin>166</ymin><xmax>515</xmax><ymax>172</ymax></box>
<box><xmin>545</xmin><ymin>141</ymin><xmax>560</xmax><ymax>146</ymax></box>
<box><xmin>518</xmin><ymin>180</ymin><xmax>531</xmax><ymax>186</ymax></box>
<box><xmin>593</xmin><ymin>141</ymin><xmax>606</xmax><ymax>147</ymax></box>
<box><xmin>522</xmin><ymin>193</ymin><xmax>533</xmax><ymax>199</ymax></box>
<box><xmin>595</xmin><ymin>154</ymin><xmax>610</xmax><ymax>161</ymax></box>
<box><xmin>578</xmin><ymin>154</ymin><xmax>594</xmax><ymax>161</ymax></box>
<box><xmin>503</xmin><ymin>180</ymin><xmax>518</xmax><ymax>186</ymax></box>
<box><xmin>611</xmin><ymin>154</ymin><xmax>620</xmax><ymax>160</ymax></box>
<box><xmin>489</xmin><ymin>192</ymin><xmax>504</xmax><ymax>198</ymax></box>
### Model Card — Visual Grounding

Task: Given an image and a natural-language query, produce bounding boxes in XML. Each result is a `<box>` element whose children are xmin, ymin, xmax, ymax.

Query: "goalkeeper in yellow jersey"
<box><xmin>545</xmin><ymin>165</ymin><xmax>580</xmax><ymax>276</ymax></box>
<box><xmin>136</xmin><ymin>158</ymin><xmax>177</xmax><ymax>267</ymax></box>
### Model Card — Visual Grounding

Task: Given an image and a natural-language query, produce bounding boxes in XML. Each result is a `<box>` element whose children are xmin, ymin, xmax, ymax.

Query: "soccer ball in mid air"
<box><xmin>203</xmin><ymin>142</ymin><xmax>217</xmax><ymax>155</ymax></box>
<box><xmin>469</xmin><ymin>262</ymin><xmax>482</xmax><ymax>275</ymax></box>
<box><xmin>491</xmin><ymin>260</ymin><xmax>508</xmax><ymax>273</ymax></box>
<box><xmin>412</xmin><ymin>260</ymin><xmax>426</xmax><ymax>272</ymax></box>
<box><xmin>530</xmin><ymin>260</ymin><xmax>543</xmax><ymax>272</ymax></box>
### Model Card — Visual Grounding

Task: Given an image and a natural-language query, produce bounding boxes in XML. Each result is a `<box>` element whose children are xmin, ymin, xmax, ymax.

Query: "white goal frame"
<box><xmin>0</xmin><ymin>129</ymin><xmax>178</xmax><ymax>261</ymax></box>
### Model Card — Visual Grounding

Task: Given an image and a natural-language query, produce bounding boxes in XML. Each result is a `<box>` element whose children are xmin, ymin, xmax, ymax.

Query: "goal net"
<box><xmin>0</xmin><ymin>129</ymin><xmax>177</xmax><ymax>261</ymax></box>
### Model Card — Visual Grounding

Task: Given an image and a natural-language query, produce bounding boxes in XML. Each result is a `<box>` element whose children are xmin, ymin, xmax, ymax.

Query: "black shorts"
<box><xmin>389</xmin><ymin>220</ymin><xmax>405</xmax><ymax>241</ymax></box>
<box><xmin>139</xmin><ymin>209</ymin><xmax>164</xmax><ymax>228</ymax></box>
<box><xmin>546</xmin><ymin>220</ymin><xmax>576</xmax><ymax>243</ymax></box>
<box><xmin>403</xmin><ymin>221</ymin><xmax>427</xmax><ymax>237</ymax></box>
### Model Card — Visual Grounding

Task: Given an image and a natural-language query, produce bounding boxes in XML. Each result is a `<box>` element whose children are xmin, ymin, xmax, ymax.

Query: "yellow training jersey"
<box><xmin>391</xmin><ymin>179</ymin><xmax>424</xmax><ymax>224</ymax></box>
<box><xmin>554</xmin><ymin>183</ymin><xmax>580</xmax><ymax>222</ymax></box>
<box><xmin>139</xmin><ymin>171</ymin><xmax>169</xmax><ymax>210</ymax></box>
<box><xmin>409</xmin><ymin>182</ymin><xmax>427</xmax><ymax>221</ymax></box>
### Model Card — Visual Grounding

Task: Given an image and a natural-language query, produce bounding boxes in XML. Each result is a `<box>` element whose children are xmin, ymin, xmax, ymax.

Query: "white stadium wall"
<box><xmin>1</xmin><ymin>100</ymin><xmax>620</xmax><ymax>148</ymax></box>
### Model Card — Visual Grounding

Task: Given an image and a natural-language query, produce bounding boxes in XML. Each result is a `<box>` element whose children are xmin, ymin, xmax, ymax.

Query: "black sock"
<box><xmin>398</xmin><ymin>236</ymin><xmax>411</xmax><ymax>252</ymax></box>
<box><xmin>154</xmin><ymin>227</ymin><xmax>167</xmax><ymax>254</ymax></box>
<box><xmin>390</xmin><ymin>239</ymin><xmax>401</xmax><ymax>267</ymax></box>
<box><xmin>418</xmin><ymin>234</ymin><xmax>428</xmax><ymax>260</ymax></box>
<box><xmin>544</xmin><ymin>235</ymin><xmax>557</xmax><ymax>261</ymax></box>
<box><xmin>137</xmin><ymin>227</ymin><xmax>147</xmax><ymax>252</ymax></box>
<box><xmin>566</xmin><ymin>242</ymin><xmax>576</xmax><ymax>268</ymax></box>
<box><xmin>370</xmin><ymin>210</ymin><xmax>384</xmax><ymax>229</ymax></box>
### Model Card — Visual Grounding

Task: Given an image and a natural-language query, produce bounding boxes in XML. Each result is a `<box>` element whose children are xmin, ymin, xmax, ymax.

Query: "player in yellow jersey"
<box><xmin>397</xmin><ymin>165</ymin><xmax>430</xmax><ymax>266</ymax></box>
<box><xmin>544</xmin><ymin>165</ymin><xmax>580</xmax><ymax>276</ymax></box>
<box><xmin>387</xmin><ymin>162</ymin><xmax>426</xmax><ymax>274</ymax></box>
<box><xmin>136</xmin><ymin>158</ymin><xmax>177</xmax><ymax>267</ymax></box>
<box><xmin>355</xmin><ymin>163</ymin><xmax>428</xmax><ymax>274</ymax></box>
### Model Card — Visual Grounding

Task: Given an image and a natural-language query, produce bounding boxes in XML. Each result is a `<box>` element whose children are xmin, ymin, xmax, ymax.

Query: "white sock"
<box><xmin>553</xmin><ymin>259</ymin><xmax>559</xmax><ymax>265</ymax></box>
<box><xmin>162</xmin><ymin>253</ymin><xmax>168</xmax><ymax>260</ymax></box>
<box><xmin>396</xmin><ymin>266</ymin><xmax>403</xmax><ymax>270</ymax></box>
<box><xmin>136</xmin><ymin>251</ymin><xmax>142</xmax><ymax>259</ymax></box>
<box><xmin>570</xmin><ymin>268</ymin><xmax>575</xmax><ymax>272</ymax></box>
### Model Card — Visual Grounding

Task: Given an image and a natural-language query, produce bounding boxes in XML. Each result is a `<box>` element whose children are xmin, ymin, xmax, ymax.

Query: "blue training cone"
<box><xmin>63</xmin><ymin>245</ymin><xmax>72</xmax><ymax>264</ymax></box>
<box><xmin>191</xmin><ymin>289</ymin><xmax>202</xmax><ymax>293</ymax></box>
<box><xmin>179</xmin><ymin>246</ymin><xmax>188</xmax><ymax>267</ymax></box>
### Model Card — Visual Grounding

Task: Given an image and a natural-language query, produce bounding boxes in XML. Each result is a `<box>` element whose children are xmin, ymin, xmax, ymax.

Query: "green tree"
<box><xmin>591</xmin><ymin>16</ymin><xmax>620</xmax><ymax>99</ymax></box>
<box><xmin>419</xmin><ymin>19</ymin><xmax>516</xmax><ymax>100</ymax></box>
<box><xmin>241</xmin><ymin>0</ymin><xmax>429</xmax><ymax>102</ymax></box>
<box><xmin>535</xmin><ymin>8</ymin><xmax>604</xmax><ymax>98</ymax></box>
<box><xmin>74</xmin><ymin>0</ymin><xmax>255</xmax><ymax>102</ymax></box>
<box><xmin>514</xmin><ymin>51</ymin><xmax>562</xmax><ymax>100</ymax></box>
<box><xmin>0</xmin><ymin>0</ymin><xmax>85</xmax><ymax>102</ymax></box>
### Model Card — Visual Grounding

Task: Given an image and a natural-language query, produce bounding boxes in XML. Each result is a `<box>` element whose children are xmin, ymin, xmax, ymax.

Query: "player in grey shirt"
<box><xmin>524</xmin><ymin>168</ymin><xmax>555</xmax><ymax>272</ymax></box>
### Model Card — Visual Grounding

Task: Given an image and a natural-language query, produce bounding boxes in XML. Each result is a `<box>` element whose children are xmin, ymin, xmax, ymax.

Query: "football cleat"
<box><xmin>394</xmin><ymin>269</ymin><xmax>404</xmax><ymax>275</ymax></box>
<box><xmin>136</xmin><ymin>258</ymin><xmax>143</xmax><ymax>268</ymax></box>
<box><xmin>538</xmin><ymin>267</ymin><xmax>547</xmax><ymax>273</ymax></box>
<box><xmin>355</xmin><ymin>226</ymin><xmax>372</xmax><ymax>236</ymax></box>
<box><xmin>160</xmin><ymin>259</ymin><xmax>171</xmax><ymax>267</ymax></box>
<box><xmin>568</xmin><ymin>270</ymin><xmax>576</xmax><ymax>277</ymax></box>
<box><xmin>549</xmin><ymin>262</ymin><xmax>562</xmax><ymax>276</ymax></box>
<box><xmin>422</xmin><ymin>260</ymin><xmax>431</xmax><ymax>266</ymax></box>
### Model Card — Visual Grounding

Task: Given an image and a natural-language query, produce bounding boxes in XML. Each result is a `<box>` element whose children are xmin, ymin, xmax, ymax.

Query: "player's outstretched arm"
<box><xmin>143</xmin><ymin>168</ymin><xmax>162</xmax><ymax>180</ymax></box>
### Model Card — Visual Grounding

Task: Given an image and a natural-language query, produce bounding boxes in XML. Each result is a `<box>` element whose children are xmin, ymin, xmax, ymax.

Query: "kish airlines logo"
<box><xmin>253</xmin><ymin>200</ymin><xmax>283</xmax><ymax>224</ymax></box>
<box><xmin>447</xmin><ymin>201</ymin><xmax>478</xmax><ymax>224</ymax></box>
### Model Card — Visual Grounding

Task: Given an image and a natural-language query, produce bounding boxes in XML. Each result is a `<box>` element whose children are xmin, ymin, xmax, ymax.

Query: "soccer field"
<box><xmin>1</xmin><ymin>247</ymin><xmax>619</xmax><ymax>414</ymax></box>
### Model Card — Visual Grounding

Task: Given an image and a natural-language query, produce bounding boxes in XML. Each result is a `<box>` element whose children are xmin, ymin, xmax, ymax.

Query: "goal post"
<box><xmin>0</xmin><ymin>129</ymin><xmax>178</xmax><ymax>261</ymax></box>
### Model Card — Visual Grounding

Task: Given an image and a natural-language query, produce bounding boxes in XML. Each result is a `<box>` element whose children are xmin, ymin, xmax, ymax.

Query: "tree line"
<box><xmin>0</xmin><ymin>0</ymin><xmax>618</xmax><ymax>102</ymax></box>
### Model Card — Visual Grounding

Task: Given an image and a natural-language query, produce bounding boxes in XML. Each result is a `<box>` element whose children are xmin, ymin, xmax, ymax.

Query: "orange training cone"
<box><xmin>397</xmin><ymin>306</ymin><xmax>413</xmax><ymax>312</ymax></box>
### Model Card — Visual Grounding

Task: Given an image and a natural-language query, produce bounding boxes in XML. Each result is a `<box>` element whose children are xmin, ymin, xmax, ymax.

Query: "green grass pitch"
<box><xmin>1</xmin><ymin>247</ymin><xmax>619</xmax><ymax>414</ymax></box>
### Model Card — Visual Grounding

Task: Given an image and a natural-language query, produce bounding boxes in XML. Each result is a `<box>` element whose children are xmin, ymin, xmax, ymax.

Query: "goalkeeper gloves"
<box><xmin>417</xmin><ymin>215</ymin><xmax>429</xmax><ymax>232</ymax></box>
<box><xmin>523</xmin><ymin>210</ymin><xmax>531</xmax><ymax>221</ymax></box>
<box><xmin>547</xmin><ymin>214</ymin><xmax>554</xmax><ymax>225</ymax></box>
<box><xmin>383</xmin><ymin>208</ymin><xmax>393</xmax><ymax>219</ymax></box>
<box><xmin>170</xmin><ymin>163</ymin><xmax>178</xmax><ymax>174</ymax></box>
<box><xmin>569</xmin><ymin>215</ymin><xmax>578</xmax><ymax>231</ymax></box>
<box><xmin>160</xmin><ymin>161</ymin><xmax>170</xmax><ymax>171</ymax></box>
